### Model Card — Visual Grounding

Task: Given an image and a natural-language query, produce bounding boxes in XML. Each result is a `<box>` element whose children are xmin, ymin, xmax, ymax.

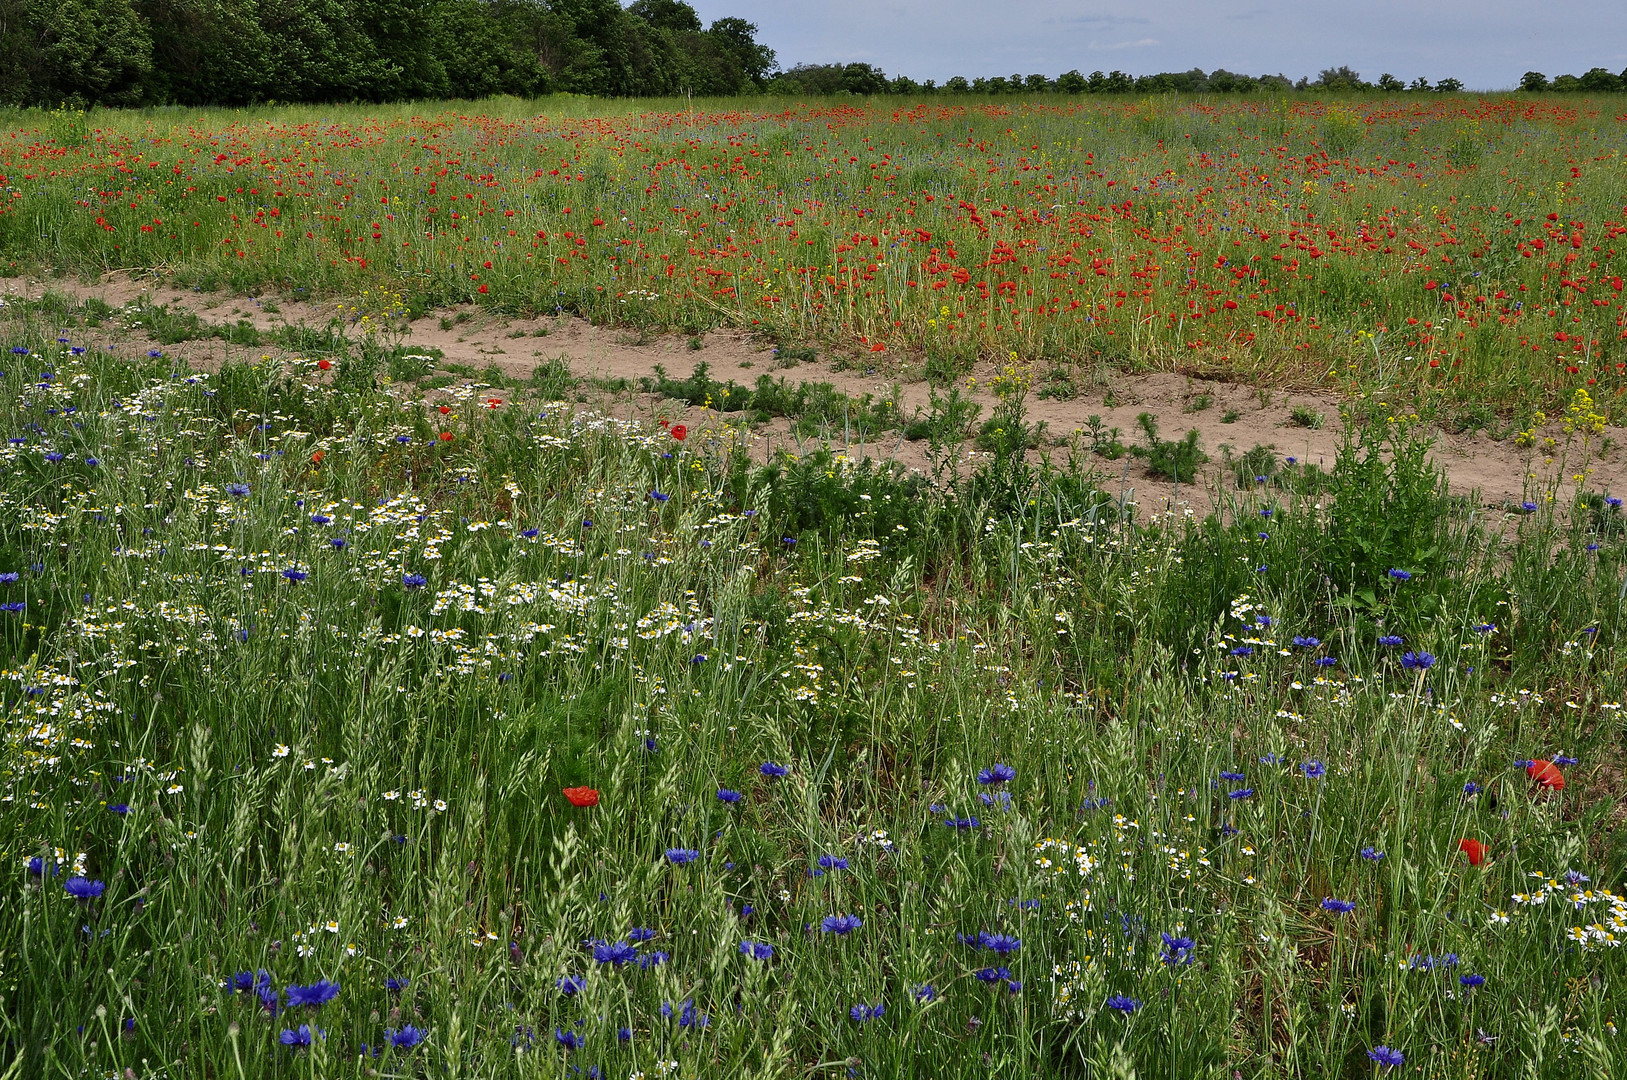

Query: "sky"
<box><xmin>681</xmin><ymin>1</ymin><xmax>1627</xmax><ymax>91</ymax></box>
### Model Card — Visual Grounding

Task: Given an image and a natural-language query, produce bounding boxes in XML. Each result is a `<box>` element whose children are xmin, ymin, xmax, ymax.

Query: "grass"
<box><xmin>1</xmin><ymin>93</ymin><xmax>1626</xmax><ymax>421</ymax></box>
<box><xmin>2</xmin><ymin>98</ymin><xmax>1627</xmax><ymax>1079</ymax></box>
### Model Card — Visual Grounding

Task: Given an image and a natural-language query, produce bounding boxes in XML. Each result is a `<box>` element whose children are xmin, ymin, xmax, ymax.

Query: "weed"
<box><xmin>1131</xmin><ymin>411</ymin><xmax>1207</xmax><ymax>481</ymax></box>
<box><xmin>1289</xmin><ymin>405</ymin><xmax>1325</xmax><ymax>429</ymax></box>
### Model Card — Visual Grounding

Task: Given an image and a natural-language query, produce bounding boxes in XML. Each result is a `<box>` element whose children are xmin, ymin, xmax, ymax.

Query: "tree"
<box><xmin>1408</xmin><ymin>76</ymin><xmax>1431</xmax><ymax>91</ymax></box>
<box><xmin>1024</xmin><ymin>72</ymin><xmax>1049</xmax><ymax>93</ymax></box>
<box><xmin>1376</xmin><ymin>73</ymin><xmax>1404</xmax><ymax>91</ymax></box>
<box><xmin>1434</xmin><ymin>76</ymin><xmax>1464</xmax><ymax>92</ymax></box>
<box><xmin>1317</xmin><ymin>65</ymin><xmax>1365</xmax><ymax>90</ymax></box>
<box><xmin>1055</xmin><ymin>69</ymin><xmax>1086</xmax><ymax>94</ymax></box>
<box><xmin>943</xmin><ymin>75</ymin><xmax>969</xmax><ymax>93</ymax></box>
<box><xmin>627</xmin><ymin>0</ymin><xmax>700</xmax><ymax>33</ymax></box>
<box><xmin>1519</xmin><ymin>71</ymin><xmax>1548</xmax><ymax>91</ymax></box>
<box><xmin>1578</xmin><ymin>66</ymin><xmax>1622</xmax><ymax>92</ymax></box>
<box><xmin>707</xmin><ymin>17</ymin><xmax>774</xmax><ymax>86</ymax></box>
<box><xmin>29</xmin><ymin>0</ymin><xmax>152</xmax><ymax>105</ymax></box>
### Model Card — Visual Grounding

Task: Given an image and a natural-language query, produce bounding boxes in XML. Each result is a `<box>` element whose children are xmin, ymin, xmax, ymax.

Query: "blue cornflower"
<box><xmin>822</xmin><ymin>914</ymin><xmax>862</xmax><ymax>935</ymax></box>
<box><xmin>556</xmin><ymin>975</ymin><xmax>585</xmax><ymax>996</ymax></box>
<box><xmin>1521</xmin><ymin>501</ymin><xmax>1538</xmax><ymax>512</ymax></box>
<box><xmin>1388</xmin><ymin>568</ymin><xmax>1412</xmax><ymax>581</ymax></box>
<box><xmin>649</xmin><ymin>491</ymin><xmax>669</xmax><ymax>502</ymax></box>
<box><xmin>1228</xmin><ymin>788</ymin><xmax>1254</xmax><ymax>800</ymax></box>
<box><xmin>279</xmin><ymin>1025</ymin><xmax>316</xmax><ymax>1048</ymax></box>
<box><xmin>1460</xmin><ymin>974</ymin><xmax>1485</xmax><ymax>989</ymax></box>
<box><xmin>84</xmin><ymin>457</ymin><xmax>98</xmax><ymax>466</ymax></box>
<box><xmin>227</xmin><ymin>483</ymin><xmax>251</xmax><ymax>497</ymax></box>
<box><xmin>1160</xmin><ymin>933</ymin><xmax>1195</xmax><ymax>966</ymax></box>
<box><xmin>593</xmin><ymin>941</ymin><xmax>638</xmax><ymax>966</ymax></box>
<box><xmin>282</xmin><ymin>568</ymin><xmax>308</xmax><ymax>582</ymax></box>
<box><xmin>1007</xmin><ymin>980</ymin><xmax>1023</xmax><ymax>994</ymax></box>
<box><xmin>44</xmin><ymin>452</ymin><xmax>63</xmax><ymax>463</ymax></box>
<box><xmin>979</xmin><ymin>790</ymin><xmax>1012</xmax><ymax>809</ymax></box>
<box><xmin>329</xmin><ymin>537</ymin><xmax>348</xmax><ymax>550</ymax></box>
<box><xmin>554</xmin><ymin>1028</ymin><xmax>582</xmax><ymax>1050</ymax></box>
<box><xmin>637</xmin><ymin>950</ymin><xmax>669</xmax><ymax>970</ymax></box>
<box><xmin>1360</xmin><ymin>847</ymin><xmax>1385</xmax><ymax>861</ymax></box>
<box><xmin>980</xmin><ymin>932</ymin><xmax>1021</xmax><ymax>955</ymax></box>
<box><xmin>310</xmin><ymin>514</ymin><xmax>331</xmax><ymax>525</ymax></box>
<box><xmin>849</xmin><ymin>1003</ymin><xmax>884</xmax><ymax>1023</ymax></box>
<box><xmin>109</xmin><ymin>803</ymin><xmax>129</xmax><ymax>815</ymax></box>
<box><xmin>1301</xmin><ymin>760</ymin><xmax>1326</xmax><ymax>779</ymax></box>
<box><xmin>63</xmin><ymin>877</ymin><xmax>104</xmax><ymax>900</ymax></box>
<box><xmin>385</xmin><ymin>977</ymin><xmax>409</xmax><ymax>992</ymax></box>
<box><xmin>1378</xmin><ymin>634</ymin><xmax>1403</xmax><ymax>646</ymax></box>
<box><xmin>1321</xmin><ymin>897</ymin><xmax>1356</xmax><ymax>915</ymax></box>
<box><xmin>1219</xmin><ymin>771</ymin><xmax>1246</xmax><ymax>781</ymax></box>
<box><xmin>1367</xmin><ymin>1046</ymin><xmax>1403</xmax><ymax>1068</ymax></box>
<box><xmin>716</xmin><ymin>788</ymin><xmax>742</xmax><ymax>803</ymax></box>
<box><xmin>818</xmin><ymin>854</ymin><xmax>849</xmax><ymax>870</ymax></box>
<box><xmin>676</xmin><ymin>1000</ymin><xmax>707</xmax><ymax>1028</ymax></box>
<box><xmin>977</xmin><ymin>763</ymin><xmax>1016</xmax><ymax>785</ymax></box>
<box><xmin>401</xmin><ymin>572</ymin><xmax>427</xmax><ymax>590</ymax></box>
<box><xmin>628</xmin><ymin>926</ymin><xmax>655</xmax><ymax>942</ymax></box>
<box><xmin>739</xmin><ymin>940</ymin><xmax>773</xmax><ymax>960</ymax></box>
<box><xmin>521</xmin><ymin>528</ymin><xmax>539</xmax><ymax>538</ymax></box>
<box><xmin>233</xmin><ymin>969</ymin><xmax>271</xmax><ymax>992</ymax></box>
<box><xmin>1105</xmin><ymin>994</ymin><xmax>1142</xmax><ymax>1013</ymax></box>
<box><xmin>944</xmin><ymin>816</ymin><xmax>980</xmax><ymax>829</ymax></box>
<box><xmin>973</xmin><ymin>966</ymin><xmax>1011</xmax><ymax>983</ymax></box>
<box><xmin>1230</xmin><ymin>645</ymin><xmax>1254</xmax><ymax>657</ymax></box>
<box><xmin>284</xmin><ymin>980</ymin><xmax>339</xmax><ymax>1008</ymax></box>
<box><xmin>760</xmin><ymin>761</ymin><xmax>789</xmax><ymax>778</ymax></box>
<box><xmin>1292</xmin><ymin>635</ymin><xmax>1320</xmax><ymax>648</ymax></box>
<box><xmin>387</xmin><ymin>1024</ymin><xmax>425</xmax><ymax>1049</ymax></box>
<box><xmin>665</xmin><ymin>848</ymin><xmax>700</xmax><ymax>865</ymax></box>
<box><xmin>1401</xmin><ymin>651</ymin><xmax>1435</xmax><ymax>670</ymax></box>
<box><xmin>1554</xmin><ymin>755</ymin><xmax>1578</xmax><ymax>766</ymax></box>
<box><xmin>1463</xmin><ymin>781</ymin><xmax>1481</xmax><ymax>796</ymax></box>
<box><xmin>914</xmin><ymin>985</ymin><xmax>937</xmax><ymax>1002</ymax></box>
<box><xmin>1314</xmin><ymin>656</ymin><xmax>1338</xmax><ymax>667</ymax></box>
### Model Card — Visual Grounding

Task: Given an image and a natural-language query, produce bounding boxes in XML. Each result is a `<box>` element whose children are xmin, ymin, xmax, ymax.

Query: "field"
<box><xmin>2</xmin><ymin>94</ymin><xmax>1627</xmax><ymax>414</ymax></box>
<box><xmin>1</xmin><ymin>95</ymin><xmax>1627</xmax><ymax>1078</ymax></box>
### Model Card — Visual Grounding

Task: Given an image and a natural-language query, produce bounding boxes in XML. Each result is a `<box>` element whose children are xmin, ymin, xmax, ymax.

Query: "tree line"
<box><xmin>0</xmin><ymin>0</ymin><xmax>775</xmax><ymax>106</ymax></box>
<box><xmin>2</xmin><ymin>0</ymin><xmax>1623</xmax><ymax>111</ymax></box>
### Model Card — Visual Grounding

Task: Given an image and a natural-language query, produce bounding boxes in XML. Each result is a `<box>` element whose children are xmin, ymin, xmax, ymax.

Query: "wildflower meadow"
<box><xmin>2</xmin><ymin>94</ymin><xmax>1627</xmax><ymax>1078</ymax></box>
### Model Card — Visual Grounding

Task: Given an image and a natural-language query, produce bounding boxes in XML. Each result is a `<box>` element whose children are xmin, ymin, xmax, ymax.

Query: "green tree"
<box><xmin>1519</xmin><ymin>71</ymin><xmax>1549</xmax><ymax>91</ymax></box>
<box><xmin>28</xmin><ymin>0</ymin><xmax>152</xmax><ymax>105</ymax></box>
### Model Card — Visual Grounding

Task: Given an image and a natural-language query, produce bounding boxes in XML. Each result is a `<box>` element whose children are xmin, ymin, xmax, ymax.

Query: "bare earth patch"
<box><xmin>3</xmin><ymin>273</ymin><xmax>1618</xmax><ymax>518</ymax></box>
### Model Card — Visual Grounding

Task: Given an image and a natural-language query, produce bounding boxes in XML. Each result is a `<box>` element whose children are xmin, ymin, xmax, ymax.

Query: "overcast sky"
<box><xmin>682</xmin><ymin>1</ymin><xmax>1627</xmax><ymax>91</ymax></box>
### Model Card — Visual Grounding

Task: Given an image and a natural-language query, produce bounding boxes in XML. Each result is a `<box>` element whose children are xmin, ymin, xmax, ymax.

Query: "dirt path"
<box><xmin>2</xmin><ymin>273</ymin><xmax>1616</xmax><ymax>520</ymax></box>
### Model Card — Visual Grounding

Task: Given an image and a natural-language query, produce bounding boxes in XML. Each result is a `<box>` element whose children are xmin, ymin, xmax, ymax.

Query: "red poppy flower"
<box><xmin>1457</xmin><ymin>838</ymin><xmax>1487</xmax><ymax>867</ymax></box>
<box><xmin>439</xmin><ymin>405</ymin><xmax>451</xmax><ymax>415</ymax></box>
<box><xmin>1527</xmin><ymin>760</ymin><xmax>1565</xmax><ymax>790</ymax></box>
<box><xmin>310</xmin><ymin>450</ymin><xmax>324</xmax><ymax>464</ymax></box>
<box><xmin>439</xmin><ymin>431</ymin><xmax>454</xmax><ymax>442</ymax></box>
<box><xmin>670</xmin><ymin>424</ymin><xmax>687</xmax><ymax>442</ymax></box>
<box><xmin>317</xmin><ymin>358</ymin><xmax>332</xmax><ymax>371</ymax></box>
<box><xmin>563</xmin><ymin>786</ymin><xmax>599</xmax><ymax>808</ymax></box>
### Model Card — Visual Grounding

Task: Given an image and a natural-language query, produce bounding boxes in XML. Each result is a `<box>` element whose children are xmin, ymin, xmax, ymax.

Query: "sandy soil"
<box><xmin>2</xmin><ymin>272</ymin><xmax>1616</xmax><ymax>520</ymax></box>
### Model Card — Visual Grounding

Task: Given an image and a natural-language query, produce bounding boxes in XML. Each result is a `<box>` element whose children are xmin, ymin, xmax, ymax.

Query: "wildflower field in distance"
<box><xmin>1</xmin><ymin>93</ymin><xmax>1627</xmax><ymax>1077</ymax></box>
